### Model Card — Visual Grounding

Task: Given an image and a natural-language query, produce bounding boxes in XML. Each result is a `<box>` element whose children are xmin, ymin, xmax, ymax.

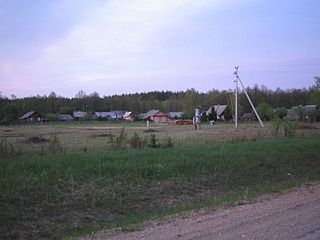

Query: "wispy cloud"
<box><xmin>31</xmin><ymin>0</ymin><xmax>215</xmax><ymax>94</ymax></box>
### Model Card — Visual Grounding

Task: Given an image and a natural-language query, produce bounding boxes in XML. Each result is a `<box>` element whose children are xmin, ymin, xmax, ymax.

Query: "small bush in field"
<box><xmin>270</xmin><ymin>117</ymin><xmax>282</xmax><ymax>137</ymax></box>
<box><xmin>148</xmin><ymin>134</ymin><xmax>159</xmax><ymax>148</ymax></box>
<box><xmin>270</xmin><ymin>117</ymin><xmax>297</xmax><ymax>138</ymax></box>
<box><xmin>110</xmin><ymin>127</ymin><xmax>127</xmax><ymax>150</ymax></box>
<box><xmin>283</xmin><ymin>119</ymin><xmax>297</xmax><ymax>138</ymax></box>
<box><xmin>162</xmin><ymin>137</ymin><xmax>174</xmax><ymax>148</ymax></box>
<box><xmin>130</xmin><ymin>132</ymin><xmax>143</xmax><ymax>149</ymax></box>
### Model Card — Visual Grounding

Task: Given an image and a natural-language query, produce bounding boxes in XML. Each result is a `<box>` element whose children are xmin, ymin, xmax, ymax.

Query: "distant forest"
<box><xmin>1</xmin><ymin>77</ymin><xmax>319</xmax><ymax>122</ymax></box>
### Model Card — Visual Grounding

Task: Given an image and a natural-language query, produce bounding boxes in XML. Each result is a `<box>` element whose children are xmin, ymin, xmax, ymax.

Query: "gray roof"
<box><xmin>214</xmin><ymin>105</ymin><xmax>228</xmax><ymax>116</ymax></box>
<box><xmin>73</xmin><ymin>111</ymin><xmax>87</xmax><ymax>118</ymax></box>
<box><xmin>140</xmin><ymin>109</ymin><xmax>160</xmax><ymax>119</ymax></box>
<box><xmin>167</xmin><ymin>112</ymin><xmax>183</xmax><ymax>118</ymax></box>
<box><xmin>59</xmin><ymin>114</ymin><xmax>73</xmax><ymax>121</ymax></box>
<box><xmin>287</xmin><ymin>109</ymin><xmax>300</xmax><ymax>119</ymax></box>
<box><xmin>113</xmin><ymin>111</ymin><xmax>126</xmax><ymax>118</ymax></box>
<box><xmin>19</xmin><ymin>111</ymin><xmax>36</xmax><ymax>120</ymax></box>
<box><xmin>206</xmin><ymin>105</ymin><xmax>228</xmax><ymax>117</ymax></box>
<box><xmin>123</xmin><ymin>111</ymin><xmax>132</xmax><ymax>118</ymax></box>
<box><xmin>303</xmin><ymin>105</ymin><xmax>317</xmax><ymax>112</ymax></box>
<box><xmin>94</xmin><ymin>112</ymin><xmax>117</xmax><ymax>119</ymax></box>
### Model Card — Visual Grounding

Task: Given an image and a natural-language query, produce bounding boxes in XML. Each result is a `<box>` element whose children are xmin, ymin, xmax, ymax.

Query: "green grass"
<box><xmin>1</xmin><ymin>135</ymin><xmax>320</xmax><ymax>239</ymax></box>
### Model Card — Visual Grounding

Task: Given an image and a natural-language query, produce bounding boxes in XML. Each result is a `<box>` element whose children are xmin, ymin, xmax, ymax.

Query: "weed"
<box><xmin>270</xmin><ymin>117</ymin><xmax>282</xmax><ymax>137</ymax></box>
<box><xmin>270</xmin><ymin>118</ymin><xmax>297</xmax><ymax>138</ymax></box>
<box><xmin>130</xmin><ymin>132</ymin><xmax>143</xmax><ymax>149</ymax></box>
<box><xmin>148</xmin><ymin>134</ymin><xmax>159</xmax><ymax>148</ymax></box>
<box><xmin>162</xmin><ymin>137</ymin><xmax>174</xmax><ymax>148</ymax></box>
<box><xmin>110</xmin><ymin>127</ymin><xmax>127</xmax><ymax>150</ymax></box>
<box><xmin>0</xmin><ymin>138</ymin><xmax>14</xmax><ymax>157</ymax></box>
<box><xmin>48</xmin><ymin>133</ymin><xmax>64</xmax><ymax>154</ymax></box>
<box><xmin>283</xmin><ymin>119</ymin><xmax>297</xmax><ymax>138</ymax></box>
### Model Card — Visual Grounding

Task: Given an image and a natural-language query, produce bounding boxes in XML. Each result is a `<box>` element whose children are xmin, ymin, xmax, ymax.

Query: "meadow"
<box><xmin>0</xmin><ymin>121</ymin><xmax>320</xmax><ymax>239</ymax></box>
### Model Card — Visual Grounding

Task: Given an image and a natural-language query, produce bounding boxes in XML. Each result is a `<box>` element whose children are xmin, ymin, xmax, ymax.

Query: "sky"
<box><xmin>0</xmin><ymin>0</ymin><xmax>319</xmax><ymax>98</ymax></box>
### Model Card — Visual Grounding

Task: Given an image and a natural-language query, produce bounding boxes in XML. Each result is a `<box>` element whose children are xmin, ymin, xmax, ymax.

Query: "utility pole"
<box><xmin>233</xmin><ymin>66</ymin><xmax>264</xmax><ymax>128</ymax></box>
<box><xmin>234</xmin><ymin>66</ymin><xmax>239</xmax><ymax>128</ymax></box>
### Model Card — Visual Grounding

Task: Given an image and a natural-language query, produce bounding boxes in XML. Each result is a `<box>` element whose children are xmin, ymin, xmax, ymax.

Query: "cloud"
<box><xmin>31</xmin><ymin>0</ymin><xmax>215</xmax><ymax>94</ymax></box>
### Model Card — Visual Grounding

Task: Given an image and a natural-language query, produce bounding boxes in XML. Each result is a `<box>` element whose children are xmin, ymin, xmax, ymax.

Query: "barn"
<box><xmin>19</xmin><ymin>111</ymin><xmax>43</xmax><ymax>122</ymax></box>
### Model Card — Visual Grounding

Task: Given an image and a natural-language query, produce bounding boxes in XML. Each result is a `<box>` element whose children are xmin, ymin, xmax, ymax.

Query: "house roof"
<box><xmin>154</xmin><ymin>112</ymin><xmax>167</xmax><ymax>117</ymax></box>
<box><xmin>19</xmin><ymin>111</ymin><xmax>37</xmax><ymax>120</ymax></box>
<box><xmin>59</xmin><ymin>114</ymin><xmax>73</xmax><ymax>121</ymax></box>
<box><xmin>214</xmin><ymin>105</ymin><xmax>228</xmax><ymax>116</ymax></box>
<box><xmin>73</xmin><ymin>111</ymin><xmax>87</xmax><ymax>118</ymax></box>
<box><xmin>113</xmin><ymin>111</ymin><xmax>126</xmax><ymax>117</ymax></box>
<box><xmin>206</xmin><ymin>105</ymin><xmax>228</xmax><ymax>117</ymax></box>
<box><xmin>140</xmin><ymin>109</ymin><xmax>160</xmax><ymax>119</ymax></box>
<box><xmin>303</xmin><ymin>105</ymin><xmax>317</xmax><ymax>112</ymax></box>
<box><xmin>94</xmin><ymin>112</ymin><xmax>117</xmax><ymax>119</ymax></box>
<box><xmin>123</xmin><ymin>111</ymin><xmax>132</xmax><ymax>118</ymax></box>
<box><xmin>167</xmin><ymin>112</ymin><xmax>183</xmax><ymax>118</ymax></box>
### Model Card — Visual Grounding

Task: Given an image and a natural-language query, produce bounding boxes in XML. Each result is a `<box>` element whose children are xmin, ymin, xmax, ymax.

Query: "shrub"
<box><xmin>283</xmin><ymin>119</ymin><xmax>297</xmax><ymax>138</ymax></box>
<box><xmin>46</xmin><ymin>113</ymin><xmax>59</xmax><ymax>122</ymax></box>
<box><xmin>270</xmin><ymin>117</ymin><xmax>282</xmax><ymax>137</ymax></box>
<box><xmin>163</xmin><ymin>137</ymin><xmax>174</xmax><ymax>148</ymax></box>
<box><xmin>110</xmin><ymin>127</ymin><xmax>127</xmax><ymax>150</ymax></box>
<box><xmin>130</xmin><ymin>132</ymin><xmax>143</xmax><ymax>149</ymax></box>
<box><xmin>148</xmin><ymin>134</ymin><xmax>159</xmax><ymax>148</ymax></box>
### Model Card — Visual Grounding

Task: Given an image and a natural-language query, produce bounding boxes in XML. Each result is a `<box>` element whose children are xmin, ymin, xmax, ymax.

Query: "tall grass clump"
<box><xmin>130</xmin><ymin>132</ymin><xmax>143</xmax><ymax>149</ymax></box>
<box><xmin>110</xmin><ymin>127</ymin><xmax>127</xmax><ymax>150</ymax></box>
<box><xmin>270</xmin><ymin>117</ymin><xmax>297</xmax><ymax>138</ymax></box>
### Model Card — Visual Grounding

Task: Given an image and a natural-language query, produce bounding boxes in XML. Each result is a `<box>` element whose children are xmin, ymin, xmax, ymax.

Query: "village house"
<box><xmin>123</xmin><ymin>111</ymin><xmax>134</xmax><ymax>121</ymax></box>
<box><xmin>73</xmin><ymin>111</ymin><xmax>87</xmax><ymax>120</ymax></box>
<box><xmin>140</xmin><ymin>109</ymin><xmax>167</xmax><ymax>123</ymax></box>
<box><xmin>59</xmin><ymin>114</ymin><xmax>73</xmax><ymax>121</ymax></box>
<box><xmin>19</xmin><ymin>111</ymin><xmax>43</xmax><ymax>122</ymax></box>
<box><xmin>112</xmin><ymin>111</ymin><xmax>126</xmax><ymax>120</ymax></box>
<box><xmin>167</xmin><ymin>112</ymin><xmax>184</xmax><ymax>119</ymax></box>
<box><xmin>206</xmin><ymin>105</ymin><xmax>229</xmax><ymax>120</ymax></box>
<box><xmin>94</xmin><ymin>112</ymin><xmax>117</xmax><ymax>121</ymax></box>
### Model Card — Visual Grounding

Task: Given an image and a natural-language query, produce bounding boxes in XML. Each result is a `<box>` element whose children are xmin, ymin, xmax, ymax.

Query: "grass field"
<box><xmin>0</xmin><ymin>122</ymin><xmax>320</xmax><ymax>239</ymax></box>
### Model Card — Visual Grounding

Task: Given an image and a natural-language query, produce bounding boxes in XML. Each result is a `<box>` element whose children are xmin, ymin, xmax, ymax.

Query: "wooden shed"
<box><xmin>19</xmin><ymin>111</ymin><xmax>43</xmax><ymax>122</ymax></box>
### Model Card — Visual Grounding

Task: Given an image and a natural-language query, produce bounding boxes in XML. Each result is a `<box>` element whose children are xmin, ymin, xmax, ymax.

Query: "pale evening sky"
<box><xmin>0</xmin><ymin>0</ymin><xmax>319</xmax><ymax>98</ymax></box>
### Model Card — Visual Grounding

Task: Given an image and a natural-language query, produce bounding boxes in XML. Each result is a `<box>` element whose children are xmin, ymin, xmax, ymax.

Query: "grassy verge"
<box><xmin>1</xmin><ymin>135</ymin><xmax>320</xmax><ymax>239</ymax></box>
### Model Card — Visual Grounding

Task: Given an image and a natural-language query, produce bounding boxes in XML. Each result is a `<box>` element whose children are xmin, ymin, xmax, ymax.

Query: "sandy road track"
<box><xmin>82</xmin><ymin>183</ymin><xmax>320</xmax><ymax>240</ymax></box>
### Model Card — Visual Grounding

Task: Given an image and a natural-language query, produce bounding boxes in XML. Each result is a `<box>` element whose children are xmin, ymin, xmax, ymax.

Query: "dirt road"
<box><xmin>83</xmin><ymin>183</ymin><xmax>320</xmax><ymax>240</ymax></box>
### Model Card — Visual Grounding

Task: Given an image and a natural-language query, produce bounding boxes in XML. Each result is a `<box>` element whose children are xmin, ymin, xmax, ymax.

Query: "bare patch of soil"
<box><xmin>26</xmin><ymin>136</ymin><xmax>49</xmax><ymax>144</ymax></box>
<box><xmin>83</xmin><ymin>182</ymin><xmax>320</xmax><ymax>240</ymax></box>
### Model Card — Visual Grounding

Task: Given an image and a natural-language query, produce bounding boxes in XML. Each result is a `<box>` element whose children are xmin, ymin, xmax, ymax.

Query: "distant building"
<box><xmin>287</xmin><ymin>105</ymin><xmax>318</xmax><ymax>122</ymax></box>
<box><xmin>167</xmin><ymin>112</ymin><xmax>184</xmax><ymax>119</ymax></box>
<box><xmin>123</xmin><ymin>111</ymin><xmax>134</xmax><ymax>121</ymax></box>
<box><xmin>73</xmin><ymin>111</ymin><xmax>87</xmax><ymax>120</ymax></box>
<box><xmin>94</xmin><ymin>112</ymin><xmax>117</xmax><ymax>121</ymax></box>
<box><xmin>19</xmin><ymin>111</ymin><xmax>43</xmax><ymax>122</ymax></box>
<box><xmin>59</xmin><ymin>114</ymin><xmax>73</xmax><ymax>121</ymax></box>
<box><xmin>206</xmin><ymin>105</ymin><xmax>228</xmax><ymax>120</ymax></box>
<box><xmin>242</xmin><ymin>113</ymin><xmax>255</xmax><ymax>122</ymax></box>
<box><xmin>113</xmin><ymin>111</ymin><xmax>126</xmax><ymax>120</ymax></box>
<box><xmin>139</xmin><ymin>109</ymin><xmax>167</xmax><ymax>123</ymax></box>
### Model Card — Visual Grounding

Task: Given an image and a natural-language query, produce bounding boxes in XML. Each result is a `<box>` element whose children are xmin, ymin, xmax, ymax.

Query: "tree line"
<box><xmin>1</xmin><ymin>78</ymin><xmax>319</xmax><ymax>123</ymax></box>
